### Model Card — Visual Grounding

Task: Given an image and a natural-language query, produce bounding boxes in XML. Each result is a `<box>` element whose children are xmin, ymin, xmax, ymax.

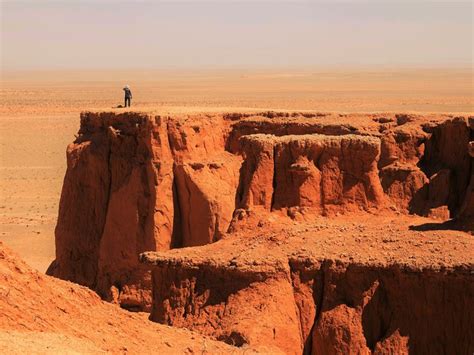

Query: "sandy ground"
<box><xmin>0</xmin><ymin>68</ymin><xmax>472</xmax><ymax>272</ymax></box>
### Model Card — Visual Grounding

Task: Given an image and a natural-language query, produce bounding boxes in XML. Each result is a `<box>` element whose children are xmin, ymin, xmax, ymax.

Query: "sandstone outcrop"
<box><xmin>174</xmin><ymin>153</ymin><xmax>241</xmax><ymax>247</ymax></box>
<box><xmin>146</xmin><ymin>255</ymin><xmax>299</xmax><ymax>353</ymax></box>
<box><xmin>141</xmin><ymin>212</ymin><xmax>474</xmax><ymax>354</ymax></box>
<box><xmin>237</xmin><ymin>133</ymin><xmax>385</xmax><ymax>214</ymax></box>
<box><xmin>47</xmin><ymin>113</ymin><xmax>167</xmax><ymax>311</ymax></box>
<box><xmin>48</xmin><ymin>110</ymin><xmax>473</xmax><ymax>319</ymax></box>
<box><xmin>47</xmin><ymin>112</ymin><xmax>237</xmax><ymax>310</ymax></box>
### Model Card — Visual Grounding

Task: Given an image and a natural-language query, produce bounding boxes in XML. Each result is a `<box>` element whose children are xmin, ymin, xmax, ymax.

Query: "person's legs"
<box><xmin>125</xmin><ymin>97</ymin><xmax>131</xmax><ymax>107</ymax></box>
<box><xmin>124</xmin><ymin>97</ymin><xmax>127</xmax><ymax>107</ymax></box>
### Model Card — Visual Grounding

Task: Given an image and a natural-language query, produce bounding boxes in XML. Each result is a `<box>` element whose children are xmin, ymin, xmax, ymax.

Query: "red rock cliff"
<box><xmin>48</xmin><ymin>111</ymin><xmax>474</xmax><ymax>315</ymax></box>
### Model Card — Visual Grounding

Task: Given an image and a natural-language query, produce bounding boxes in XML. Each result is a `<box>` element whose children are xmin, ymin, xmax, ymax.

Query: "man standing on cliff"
<box><xmin>123</xmin><ymin>85</ymin><xmax>132</xmax><ymax>107</ymax></box>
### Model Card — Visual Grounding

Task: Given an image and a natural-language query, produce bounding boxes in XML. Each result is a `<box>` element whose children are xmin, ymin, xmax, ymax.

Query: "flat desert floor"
<box><xmin>0</xmin><ymin>68</ymin><xmax>472</xmax><ymax>272</ymax></box>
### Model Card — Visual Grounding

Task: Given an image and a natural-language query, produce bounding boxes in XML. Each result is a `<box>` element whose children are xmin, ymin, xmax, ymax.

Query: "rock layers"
<box><xmin>47</xmin><ymin>111</ymin><xmax>473</xmax><ymax>353</ymax></box>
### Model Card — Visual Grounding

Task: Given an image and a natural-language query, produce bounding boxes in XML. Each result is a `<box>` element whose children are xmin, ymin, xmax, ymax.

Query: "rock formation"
<box><xmin>237</xmin><ymin>133</ymin><xmax>385</xmax><ymax>214</ymax></box>
<box><xmin>140</xmin><ymin>212</ymin><xmax>474</xmax><ymax>354</ymax></box>
<box><xmin>47</xmin><ymin>111</ymin><xmax>473</xmax><ymax>353</ymax></box>
<box><xmin>0</xmin><ymin>242</ymin><xmax>249</xmax><ymax>353</ymax></box>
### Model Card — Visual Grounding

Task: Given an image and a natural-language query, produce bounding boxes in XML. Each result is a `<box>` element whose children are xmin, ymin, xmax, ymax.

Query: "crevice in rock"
<box><xmin>288</xmin><ymin>259</ymin><xmax>322</xmax><ymax>355</ymax></box>
<box><xmin>287</xmin><ymin>260</ymin><xmax>306</xmax><ymax>353</ymax></box>
<box><xmin>165</xmin><ymin>118</ymin><xmax>177</xmax><ymax>154</ymax></box>
<box><xmin>234</xmin><ymin>159</ymin><xmax>249</xmax><ymax>209</ymax></box>
<box><xmin>361</xmin><ymin>280</ymin><xmax>392</xmax><ymax>351</ymax></box>
<box><xmin>212</xmin><ymin>213</ymin><xmax>220</xmax><ymax>242</ymax></box>
<box><xmin>417</xmin><ymin>118</ymin><xmax>471</xmax><ymax>217</ymax></box>
<box><xmin>312</xmin><ymin>263</ymin><xmax>326</xmax><ymax>335</ymax></box>
<box><xmin>270</xmin><ymin>144</ymin><xmax>278</xmax><ymax>211</ymax></box>
<box><xmin>170</xmin><ymin>173</ymin><xmax>183</xmax><ymax>249</ymax></box>
<box><xmin>94</xmin><ymin>134</ymin><xmax>114</xmax><ymax>289</ymax></box>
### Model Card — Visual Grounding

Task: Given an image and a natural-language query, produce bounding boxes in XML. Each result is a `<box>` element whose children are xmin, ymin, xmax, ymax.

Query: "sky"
<box><xmin>1</xmin><ymin>0</ymin><xmax>472</xmax><ymax>70</ymax></box>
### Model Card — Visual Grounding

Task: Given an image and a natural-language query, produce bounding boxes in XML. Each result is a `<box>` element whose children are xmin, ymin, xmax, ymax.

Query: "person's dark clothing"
<box><xmin>123</xmin><ymin>87</ymin><xmax>132</xmax><ymax>107</ymax></box>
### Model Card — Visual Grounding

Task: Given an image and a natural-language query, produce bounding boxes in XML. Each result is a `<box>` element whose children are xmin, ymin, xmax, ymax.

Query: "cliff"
<box><xmin>46</xmin><ymin>110</ymin><xmax>473</xmax><ymax>353</ymax></box>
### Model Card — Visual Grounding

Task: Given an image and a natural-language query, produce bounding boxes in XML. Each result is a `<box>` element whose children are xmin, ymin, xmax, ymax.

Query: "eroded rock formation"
<box><xmin>140</xmin><ymin>213</ymin><xmax>474</xmax><ymax>354</ymax></box>
<box><xmin>48</xmin><ymin>111</ymin><xmax>473</xmax><ymax>353</ymax></box>
<box><xmin>237</xmin><ymin>133</ymin><xmax>385</xmax><ymax>214</ymax></box>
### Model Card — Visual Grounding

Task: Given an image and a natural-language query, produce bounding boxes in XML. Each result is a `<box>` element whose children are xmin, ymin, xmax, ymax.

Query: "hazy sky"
<box><xmin>1</xmin><ymin>0</ymin><xmax>472</xmax><ymax>70</ymax></box>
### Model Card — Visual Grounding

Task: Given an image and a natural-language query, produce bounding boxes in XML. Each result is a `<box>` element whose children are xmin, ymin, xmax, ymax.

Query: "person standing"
<box><xmin>123</xmin><ymin>85</ymin><xmax>132</xmax><ymax>107</ymax></box>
